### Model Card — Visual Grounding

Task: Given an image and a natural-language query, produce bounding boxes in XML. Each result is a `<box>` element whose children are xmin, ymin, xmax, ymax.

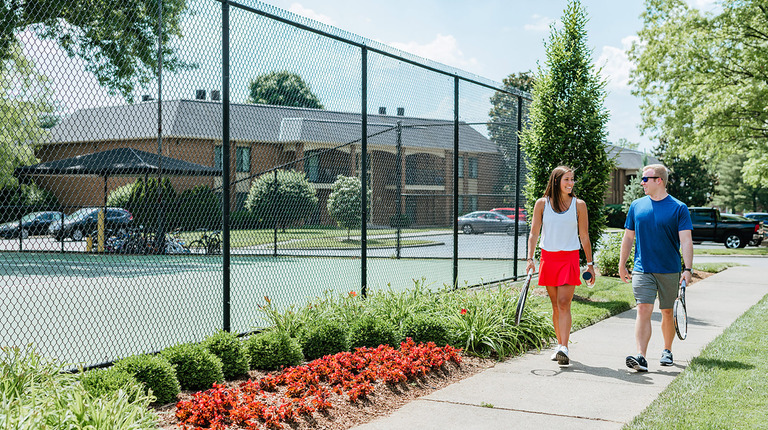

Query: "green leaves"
<box><xmin>245</xmin><ymin>169</ymin><xmax>318</xmax><ymax>231</ymax></box>
<box><xmin>247</xmin><ymin>71</ymin><xmax>324</xmax><ymax>109</ymax></box>
<box><xmin>327</xmin><ymin>175</ymin><xmax>370</xmax><ymax>238</ymax></box>
<box><xmin>520</xmin><ymin>0</ymin><xmax>612</xmax><ymax>253</ymax></box>
<box><xmin>630</xmin><ymin>0</ymin><xmax>768</xmax><ymax>186</ymax></box>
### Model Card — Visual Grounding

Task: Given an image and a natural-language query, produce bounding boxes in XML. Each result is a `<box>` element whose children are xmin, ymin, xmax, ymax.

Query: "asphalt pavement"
<box><xmin>353</xmin><ymin>264</ymin><xmax>768</xmax><ymax>430</ymax></box>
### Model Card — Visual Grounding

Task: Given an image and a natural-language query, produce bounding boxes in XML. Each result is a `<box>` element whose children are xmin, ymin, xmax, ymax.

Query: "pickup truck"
<box><xmin>689</xmin><ymin>207</ymin><xmax>762</xmax><ymax>249</ymax></box>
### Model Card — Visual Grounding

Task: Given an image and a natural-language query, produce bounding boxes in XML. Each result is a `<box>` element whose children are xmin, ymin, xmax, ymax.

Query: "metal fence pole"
<box><xmin>452</xmin><ymin>76</ymin><xmax>459</xmax><ymax>288</ymax></box>
<box><xmin>514</xmin><ymin>95</ymin><xmax>524</xmax><ymax>280</ymax></box>
<box><xmin>395</xmin><ymin>121</ymin><xmax>402</xmax><ymax>259</ymax></box>
<box><xmin>361</xmin><ymin>46</ymin><xmax>368</xmax><ymax>298</ymax></box>
<box><xmin>222</xmin><ymin>0</ymin><xmax>231</xmax><ymax>332</ymax></box>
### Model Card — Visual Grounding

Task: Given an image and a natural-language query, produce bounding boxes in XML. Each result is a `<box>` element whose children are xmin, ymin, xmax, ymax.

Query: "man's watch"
<box><xmin>683</xmin><ymin>268</ymin><xmax>692</xmax><ymax>272</ymax></box>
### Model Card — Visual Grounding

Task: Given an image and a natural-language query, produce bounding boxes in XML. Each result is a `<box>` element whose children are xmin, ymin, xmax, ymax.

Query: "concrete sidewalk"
<box><xmin>353</xmin><ymin>266</ymin><xmax>768</xmax><ymax>430</ymax></box>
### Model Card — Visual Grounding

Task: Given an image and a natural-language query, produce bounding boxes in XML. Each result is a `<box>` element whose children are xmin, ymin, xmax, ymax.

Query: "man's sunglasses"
<box><xmin>641</xmin><ymin>176</ymin><xmax>660</xmax><ymax>182</ymax></box>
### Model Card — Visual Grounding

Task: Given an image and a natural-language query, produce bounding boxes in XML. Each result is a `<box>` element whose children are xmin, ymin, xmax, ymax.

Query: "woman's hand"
<box><xmin>525</xmin><ymin>259</ymin><xmax>536</xmax><ymax>275</ymax></box>
<box><xmin>585</xmin><ymin>265</ymin><xmax>596</xmax><ymax>286</ymax></box>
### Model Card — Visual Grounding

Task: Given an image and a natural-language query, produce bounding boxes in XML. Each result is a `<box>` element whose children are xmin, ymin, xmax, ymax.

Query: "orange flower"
<box><xmin>349</xmin><ymin>291</ymin><xmax>357</xmax><ymax>297</ymax></box>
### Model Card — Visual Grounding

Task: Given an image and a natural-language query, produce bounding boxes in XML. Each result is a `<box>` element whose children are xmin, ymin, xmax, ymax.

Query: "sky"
<box><xmin>257</xmin><ymin>0</ymin><xmax>719</xmax><ymax>152</ymax></box>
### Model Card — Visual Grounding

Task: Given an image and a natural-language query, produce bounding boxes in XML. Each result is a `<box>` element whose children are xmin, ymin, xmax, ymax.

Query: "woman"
<box><xmin>526</xmin><ymin>166</ymin><xmax>595</xmax><ymax>365</ymax></box>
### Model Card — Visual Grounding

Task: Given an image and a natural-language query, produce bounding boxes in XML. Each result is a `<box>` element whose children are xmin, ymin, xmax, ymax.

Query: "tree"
<box><xmin>1</xmin><ymin>0</ymin><xmax>193</xmax><ymax>101</ymax></box>
<box><xmin>106</xmin><ymin>177</ymin><xmax>176</xmax><ymax>230</ymax></box>
<box><xmin>1</xmin><ymin>43</ymin><xmax>51</xmax><ymax>189</ymax></box>
<box><xmin>712</xmin><ymin>153</ymin><xmax>768</xmax><ymax>213</ymax></box>
<box><xmin>245</xmin><ymin>169</ymin><xmax>318</xmax><ymax>231</ymax></box>
<box><xmin>653</xmin><ymin>140</ymin><xmax>717</xmax><ymax>207</ymax></box>
<box><xmin>488</xmin><ymin>71</ymin><xmax>534</xmax><ymax>200</ymax></box>
<box><xmin>520</xmin><ymin>0</ymin><xmax>612</xmax><ymax>253</ymax></box>
<box><xmin>629</xmin><ymin>0</ymin><xmax>768</xmax><ymax>187</ymax></box>
<box><xmin>622</xmin><ymin>178</ymin><xmax>645</xmax><ymax>214</ymax></box>
<box><xmin>327</xmin><ymin>175</ymin><xmax>370</xmax><ymax>240</ymax></box>
<box><xmin>247</xmin><ymin>71</ymin><xmax>323</xmax><ymax>109</ymax></box>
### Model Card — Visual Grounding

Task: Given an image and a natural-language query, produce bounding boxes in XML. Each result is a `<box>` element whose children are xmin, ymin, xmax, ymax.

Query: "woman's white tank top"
<box><xmin>540</xmin><ymin>196</ymin><xmax>581</xmax><ymax>252</ymax></box>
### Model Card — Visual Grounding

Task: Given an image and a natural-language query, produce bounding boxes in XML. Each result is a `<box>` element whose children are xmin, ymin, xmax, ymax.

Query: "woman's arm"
<box><xmin>526</xmin><ymin>198</ymin><xmax>545</xmax><ymax>273</ymax></box>
<box><xmin>577</xmin><ymin>199</ymin><xmax>596</xmax><ymax>284</ymax></box>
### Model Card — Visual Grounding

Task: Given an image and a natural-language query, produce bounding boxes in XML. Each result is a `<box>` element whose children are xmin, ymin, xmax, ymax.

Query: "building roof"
<box><xmin>606</xmin><ymin>144</ymin><xmax>660</xmax><ymax>170</ymax></box>
<box><xmin>46</xmin><ymin>100</ymin><xmax>500</xmax><ymax>154</ymax></box>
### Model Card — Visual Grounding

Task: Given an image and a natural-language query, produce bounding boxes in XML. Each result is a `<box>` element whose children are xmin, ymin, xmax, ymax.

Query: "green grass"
<box><xmin>694</xmin><ymin>247</ymin><xmax>768</xmax><ymax>256</ymax></box>
<box><xmin>694</xmin><ymin>262</ymin><xmax>742</xmax><ymax>273</ymax></box>
<box><xmin>179</xmin><ymin>227</ymin><xmax>443</xmax><ymax>248</ymax></box>
<box><xmin>624</xmin><ymin>294</ymin><xmax>768</xmax><ymax>429</ymax></box>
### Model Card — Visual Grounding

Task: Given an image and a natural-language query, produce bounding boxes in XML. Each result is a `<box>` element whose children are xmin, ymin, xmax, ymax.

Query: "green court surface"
<box><xmin>1</xmin><ymin>252</ymin><xmax>523</xmax><ymax>366</ymax></box>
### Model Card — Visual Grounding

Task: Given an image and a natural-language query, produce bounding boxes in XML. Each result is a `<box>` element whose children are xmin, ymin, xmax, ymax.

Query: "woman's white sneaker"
<box><xmin>550</xmin><ymin>345</ymin><xmax>561</xmax><ymax>361</ymax></box>
<box><xmin>556</xmin><ymin>346</ymin><xmax>570</xmax><ymax>365</ymax></box>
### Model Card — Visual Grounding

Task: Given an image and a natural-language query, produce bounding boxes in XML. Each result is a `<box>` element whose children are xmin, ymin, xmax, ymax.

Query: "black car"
<box><xmin>48</xmin><ymin>207</ymin><xmax>134</xmax><ymax>241</ymax></box>
<box><xmin>0</xmin><ymin>211</ymin><xmax>63</xmax><ymax>239</ymax></box>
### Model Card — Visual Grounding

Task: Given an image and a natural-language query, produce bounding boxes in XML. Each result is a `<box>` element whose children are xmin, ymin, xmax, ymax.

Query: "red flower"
<box><xmin>460</xmin><ymin>308</ymin><xmax>467</xmax><ymax>315</ymax></box>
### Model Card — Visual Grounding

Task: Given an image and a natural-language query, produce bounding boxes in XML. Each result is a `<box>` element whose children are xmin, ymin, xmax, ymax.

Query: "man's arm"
<box><xmin>618</xmin><ymin>229</ymin><xmax>635</xmax><ymax>283</ymax></box>
<box><xmin>679</xmin><ymin>229</ymin><xmax>693</xmax><ymax>285</ymax></box>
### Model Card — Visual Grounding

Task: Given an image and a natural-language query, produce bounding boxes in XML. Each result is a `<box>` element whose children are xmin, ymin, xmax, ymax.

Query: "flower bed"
<box><xmin>175</xmin><ymin>339</ymin><xmax>462</xmax><ymax>429</ymax></box>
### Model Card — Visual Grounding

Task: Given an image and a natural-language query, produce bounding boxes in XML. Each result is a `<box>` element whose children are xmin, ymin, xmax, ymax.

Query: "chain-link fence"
<box><xmin>0</xmin><ymin>0</ymin><xmax>530</xmax><ymax>367</ymax></box>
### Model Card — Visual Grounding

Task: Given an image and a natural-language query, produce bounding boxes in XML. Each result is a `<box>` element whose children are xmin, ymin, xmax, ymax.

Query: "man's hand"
<box><xmin>618</xmin><ymin>265</ymin><xmax>632</xmax><ymax>283</ymax></box>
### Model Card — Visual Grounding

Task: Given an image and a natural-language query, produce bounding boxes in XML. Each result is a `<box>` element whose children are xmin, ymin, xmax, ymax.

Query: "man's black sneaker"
<box><xmin>660</xmin><ymin>349</ymin><xmax>674</xmax><ymax>366</ymax></box>
<box><xmin>626</xmin><ymin>354</ymin><xmax>648</xmax><ymax>372</ymax></box>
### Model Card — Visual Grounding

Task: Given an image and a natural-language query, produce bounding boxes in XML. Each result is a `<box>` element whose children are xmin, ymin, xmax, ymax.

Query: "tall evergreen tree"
<box><xmin>520</xmin><ymin>0</ymin><xmax>612</xmax><ymax>252</ymax></box>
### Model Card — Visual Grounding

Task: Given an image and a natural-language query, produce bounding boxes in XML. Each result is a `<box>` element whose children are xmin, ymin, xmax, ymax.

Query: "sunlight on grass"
<box><xmin>625</xmin><ymin>295</ymin><xmax>768</xmax><ymax>429</ymax></box>
<box><xmin>694</xmin><ymin>247</ymin><xmax>768</xmax><ymax>256</ymax></box>
<box><xmin>694</xmin><ymin>262</ymin><xmax>742</xmax><ymax>273</ymax></box>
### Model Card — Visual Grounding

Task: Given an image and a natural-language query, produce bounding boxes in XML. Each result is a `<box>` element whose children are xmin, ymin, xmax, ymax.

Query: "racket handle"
<box><xmin>582</xmin><ymin>271</ymin><xmax>592</xmax><ymax>281</ymax></box>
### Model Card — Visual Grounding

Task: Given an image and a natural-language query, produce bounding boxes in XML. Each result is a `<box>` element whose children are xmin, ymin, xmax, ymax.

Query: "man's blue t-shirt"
<box><xmin>625</xmin><ymin>195</ymin><xmax>693</xmax><ymax>274</ymax></box>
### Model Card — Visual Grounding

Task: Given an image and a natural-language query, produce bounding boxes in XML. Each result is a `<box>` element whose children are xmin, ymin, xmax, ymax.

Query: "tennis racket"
<box><xmin>514</xmin><ymin>268</ymin><xmax>534</xmax><ymax>325</ymax></box>
<box><xmin>673</xmin><ymin>279</ymin><xmax>687</xmax><ymax>340</ymax></box>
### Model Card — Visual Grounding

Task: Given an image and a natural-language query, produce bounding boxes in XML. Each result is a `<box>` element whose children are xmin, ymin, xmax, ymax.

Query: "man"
<box><xmin>619</xmin><ymin>164</ymin><xmax>693</xmax><ymax>372</ymax></box>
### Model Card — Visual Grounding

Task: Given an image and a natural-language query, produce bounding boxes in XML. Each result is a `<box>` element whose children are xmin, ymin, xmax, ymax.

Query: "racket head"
<box><xmin>673</xmin><ymin>297</ymin><xmax>687</xmax><ymax>340</ymax></box>
<box><xmin>514</xmin><ymin>269</ymin><xmax>534</xmax><ymax>325</ymax></box>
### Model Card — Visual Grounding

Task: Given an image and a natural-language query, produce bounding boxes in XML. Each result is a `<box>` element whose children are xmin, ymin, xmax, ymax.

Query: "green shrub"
<box><xmin>79</xmin><ymin>367</ymin><xmax>142</xmax><ymax>402</ymax></box>
<box><xmin>401</xmin><ymin>314</ymin><xmax>450</xmax><ymax>346</ymax></box>
<box><xmin>161</xmin><ymin>342</ymin><xmax>224</xmax><ymax>391</ymax></box>
<box><xmin>244</xmin><ymin>330</ymin><xmax>304</xmax><ymax>370</ymax></box>
<box><xmin>299</xmin><ymin>319</ymin><xmax>349</xmax><ymax>361</ymax></box>
<box><xmin>348</xmin><ymin>314</ymin><xmax>398</xmax><ymax>349</ymax></box>
<box><xmin>113</xmin><ymin>353</ymin><xmax>180</xmax><ymax>405</ymax></box>
<box><xmin>2</xmin><ymin>347</ymin><xmax>158</xmax><ymax>429</ymax></box>
<box><xmin>203</xmin><ymin>330</ymin><xmax>250</xmax><ymax>380</ymax></box>
<box><xmin>595</xmin><ymin>232</ymin><xmax>634</xmax><ymax>277</ymax></box>
<box><xmin>176</xmin><ymin>185</ymin><xmax>221</xmax><ymax>230</ymax></box>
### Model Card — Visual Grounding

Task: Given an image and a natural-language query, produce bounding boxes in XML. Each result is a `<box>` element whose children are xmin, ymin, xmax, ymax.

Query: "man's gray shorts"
<box><xmin>632</xmin><ymin>272</ymin><xmax>680</xmax><ymax>309</ymax></box>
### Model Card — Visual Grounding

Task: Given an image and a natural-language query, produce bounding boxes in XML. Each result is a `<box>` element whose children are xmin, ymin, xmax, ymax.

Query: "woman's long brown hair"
<box><xmin>543</xmin><ymin>165</ymin><xmax>575</xmax><ymax>213</ymax></box>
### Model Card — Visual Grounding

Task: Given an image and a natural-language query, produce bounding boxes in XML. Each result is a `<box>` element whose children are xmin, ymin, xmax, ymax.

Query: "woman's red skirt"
<box><xmin>538</xmin><ymin>249</ymin><xmax>580</xmax><ymax>287</ymax></box>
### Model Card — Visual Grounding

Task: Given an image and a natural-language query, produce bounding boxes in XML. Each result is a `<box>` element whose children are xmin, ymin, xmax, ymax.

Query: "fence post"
<box><xmin>222</xmin><ymin>0</ymin><xmax>231</xmax><ymax>333</ymax></box>
<box><xmin>514</xmin><ymin>95</ymin><xmax>523</xmax><ymax>280</ymax></box>
<box><xmin>395</xmin><ymin>121</ymin><xmax>402</xmax><ymax>259</ymax></box>
<box><xmin>453</xmin><ymin>76</ymin><xmax>459</xmax><ymax>289</ymax></box>
<box><xmin>361</xmin><ymin>47</ymin><xmax>368</xmax><ymax>298</ymax></box>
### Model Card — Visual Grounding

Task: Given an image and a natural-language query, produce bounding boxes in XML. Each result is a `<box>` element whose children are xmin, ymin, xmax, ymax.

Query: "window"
<box><xmin>458</xmin><ymin>157</ymin><xmax>464</xmax><ymax>178</ymax></box>
<box><xmin>214</xmin><ymin>145</ymin><xmax>222</xmax><ymax>169</ymax></box>
<box><xmin>305</xmin><ymin>151</ymin><xmax>320</xmax><ymax>182</ymax></box>
<box><xmin>458</xmin><ymin>196</ymin><xmax>477</xmax><ymax>214</ymax></box>
<box><xmin>236</xmin><ymin>147</ymin><xmax>250</xmax><ymax>173</ymax></box>
<box><xmin>468</xmin><ymin>157</ymin><xmax>478</xmax><ymax>179</ymax></box>
<box><xmin>214</xmin><ymin>146</ymin><xmax>251</xmax><ymax>172</ymax></box>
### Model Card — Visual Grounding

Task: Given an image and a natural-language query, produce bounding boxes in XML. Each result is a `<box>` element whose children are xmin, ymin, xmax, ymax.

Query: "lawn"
<box><xmin>694</xmin><ymin>246</ymin><xmax>768</xmax><ymax>256</ymax></box>
<box><xmin>625</xmin><ymin>293</ymin><xmax>768</xmax><ymax>429</ymax></box>
<box><xmin>179</xmin><ymin>227</ymin><xmax>446</xmax><ymax>248</ymax></box>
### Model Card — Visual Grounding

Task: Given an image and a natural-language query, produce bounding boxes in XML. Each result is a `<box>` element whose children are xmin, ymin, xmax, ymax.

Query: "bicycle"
<box><xmin>189</xmin><ymin>230</ymin><xmax>221</xmax><ymax>255</ymax></box>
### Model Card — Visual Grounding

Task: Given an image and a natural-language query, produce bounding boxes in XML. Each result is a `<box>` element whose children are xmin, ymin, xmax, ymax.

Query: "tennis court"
<box><xmin>1</xmin><ymin>251</ymin><xmax>523</xmax><ymax>366</ymax></box>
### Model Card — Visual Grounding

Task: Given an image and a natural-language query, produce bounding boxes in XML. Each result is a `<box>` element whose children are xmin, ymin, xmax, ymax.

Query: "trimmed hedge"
<box><xmin>113</xmin><ymin>353</ymin><xmax>180</xmax><ymax>405</ymax></box>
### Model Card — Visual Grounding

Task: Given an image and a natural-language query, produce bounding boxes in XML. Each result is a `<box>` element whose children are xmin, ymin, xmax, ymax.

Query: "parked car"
<box><xmin>689</xmin><ymin>207</ymin><xmax>761</xmax><ymax>249</ymax></box>
<box><xmin>48</xmin><ymin>207</ymin><xmax>134</xmax><ymax>241</ymax></box>
<box><xmin>458</xmin><ymin>211</ymin><xmax>518</xmax><ymax>235</ymax></box>
<box><xmin>0</xmin><ymin>211</ymin><xmax>63</xmax><ymax>239</ymax></box>
<box><xmin>490</xmin><ymin>207</ymin><xmax>527</xmax><ymax>222</ymax></box>
<box><xmin>744</xmin><ymin>212</ymin><xmax>768</xmax><ymax>241</ymax></box>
